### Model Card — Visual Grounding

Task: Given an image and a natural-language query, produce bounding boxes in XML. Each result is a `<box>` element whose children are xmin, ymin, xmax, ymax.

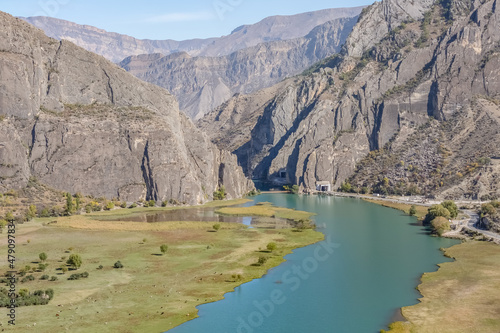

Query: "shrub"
<box><xmin>21</xmin><ymin>275</ymin><xmax>35</xmax><ymax>283</ymax></box>
<box><xmin>50</xmin><ymin>276</ymin><xmax>58</xmax><ymax>281</ymax></box>
<box><xmin>66</xmin><ymin>254</ymin><xmax>83</xmax><ymax>269</ymax></box>
<box><xmin>257</xmin><ymin>256</ymin><xmax>268</xmax><ymax>266</ymax></box>
<box><xmin>97</xmin><ymin>265</ymin><xmax>103</xmax><ymax>270</ymax></box>
<box><xmin>213</xmin><ymin>224</ymin><xmax>221</xmax><ymax>232</ymax></box>
<box><xmin>113</xmin><ymin>261</ymin><xmax>124</xmax><ymax>269</ymax></box>
<box><xmin>161</xmin><ymin>201</ymin><xmax>168</xmax><ymax>207</ymax></box>
<box><xmin>160</xmin><ymin>245</ymin><xmax>168</xmax><ymax>255</ymax></box>
<box><xmin>40</xmin><ymin>275</ymin><xmax>49</xmax><ymax>280</ymax></box>
<box><xmin>409</xmin><ymin>205</ymin><xmax>417</xmax><ymax>216</ymax></box>
<box><xmin>266</xmin><ymin>242</ymin><xmax>277</xmax><ymax>252</ymax></box>
<box><xmin>340</xmin><ymin>182</ymin><xmax>352</xmax><ymax>193</ymax></box>
<box><xmin>39</xmin><ymin>252</ymin><xmax>47</xmax><ymax>262</ymax></box>
<box><xmin>431</xmin><ymin>217</ymin><xmax>451</xmax><ymax>236</ymax></box>
<box><xmin>68</xmin><ymin>272</ymin><xmax>89</xmax><ymax>280</ymax></box>
<box><xmin>213</xmin><ymin>186</ymin><xmax>227</xmax><ymax>200</ymax></box>
<box><xmin>105</xmin><ymin>202</ymin><xmax>115</xmax><ymax>211</ymax></box>
<box><xmin>129</xmin><ymin>203</ymin><xmax>137</xmax><ymax>209</ymax></box>
<box><xmin>148</xmin><ymin>200</ymin><xmax>156</xmax><ymax>207</ymax></box>
<box><xmin>120</xmin><ymin>202</ymin><xmax>127</xmax><ymax>208</ymax></box>
<box><xmin>38</xmin><ymin>263</ymin><xmax>48</xmax><ymax>272</ymax></box>
<box><xmin>283</xmin><ymin>185</ymin><xmax>300</xmax><ymax>194</ymax></box>
<box><xmin>481</xmin><ymin>203</ymin><xmax>497</xmax><ymax>216</ymax></box>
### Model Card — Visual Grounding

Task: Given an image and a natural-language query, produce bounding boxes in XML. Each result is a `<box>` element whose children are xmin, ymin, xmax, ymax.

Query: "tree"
<box><xmin>39</xmin><ymin>252</ymin><xmax>47</xmax><ymax>262</ymax></box>
<box><xmin>65</xmin><ymin>193</ymin><xmax>74</xmax><ymax>215</ymax></box>
<box><xmin>426</xmin><ymin>204</ymin><xmax>451</xmax><ymax>222</ymax></box>
<box><xmin>160</xmin><ymin>244</ymin><xmax>168</xmax><ymax>255</ymax></box>
<box><xmin>148</xmin><ymin>200</ymin><xmax>156</xmax><ymax>207</ymax></box>
<box><xmin>66</xmin><ymin>254</ymin><xmax>82</xmax><ymax>269</ymax></box>
<box><xmin>213</xmin><ymin>186</ymin><xmax>227</xmax><ymax>200</ymax></box>
<box><xmin>26</xmin><ymin>204</ymin><xmax>37</xmax><ymax>220</ymax></box>
<box><xmin>431</xmin><ymin>217</ymin><xmax>451</xmax><ymax>236</ymax></box>
<box><xmin>213</xmin><ymin>224</ymin><xmax>221</xmax><ymax>232</ymax></box>
<box><xmin>266</xmin><ymin>242</ymin><xmax>277</xmax><ymax>252</ymax></box>
<box><xmin>284</xmin><ymin>185</ymin><xmax>300</xmax><ymax>194</ymax></box>
<box><xmin>75</xmin><ymin>195</ymin><xmax>82</xmax><ymax>212</ymax></box>
<box><xmin>257</xmin><ymin>256</ymin><xmax>268</xmax><ymax>266</ymax></box>
<box><xmin>340</xmin><ymin>182</ymin><xmax>352</xmax><ymax>193</ymax></box>
<box><xmin>409</xmin><ymin>205</ymin><xmax>417</xmax><ymax>217</ymax></box>
<box><xmin>481</xmin><ymin>203</ymin><xmax>497</xmax><ymax>216</ymax></box>
<box><xmin>441</xmin><ymin>201</ymin><xmax>458</xmax><ymax>219</ymax></box>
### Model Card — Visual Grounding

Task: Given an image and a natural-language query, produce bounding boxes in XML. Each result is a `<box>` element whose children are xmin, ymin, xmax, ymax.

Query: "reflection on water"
<box><xmin>110</xmin><ymin>208</ymin><xmax>244</xmax><ymax>223</ymax></box>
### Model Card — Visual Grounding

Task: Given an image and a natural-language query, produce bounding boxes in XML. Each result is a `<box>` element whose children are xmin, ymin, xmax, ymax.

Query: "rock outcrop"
<box><xmin>0</xmin><ymin>11</ymin><xmax>252</xmax><ymax>204</ymax></box>
<box><xmin>200</xmin><ymin>0</ymin><xmax>500</xmax><ymax>199</ymax></box>
<box><xmin>121</xmin><ymin>16</ymin><xmax>359</xmax><ymax>119</ymax></box>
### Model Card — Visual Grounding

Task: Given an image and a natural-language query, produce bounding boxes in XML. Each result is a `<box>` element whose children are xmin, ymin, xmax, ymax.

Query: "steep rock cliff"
<box><xmin>200</xmin><ymin>0</ymin><xmax>500</xmax><ymax>199</ymax></box>
<box><xmin>0</xmin><ymin>11</ymin><xmax>252</xmax><ymax>204</ymax></box>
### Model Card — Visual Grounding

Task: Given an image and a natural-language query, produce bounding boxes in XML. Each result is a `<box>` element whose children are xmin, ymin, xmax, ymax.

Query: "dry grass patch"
<box><xmin>364</xmin><ymin>199</ymin><xmax>428</xmax><ymax>220</ymax></box>
<box><xmin>384</xmin><ymin>242</ymin><xmax>500</xmax><ymax>333</ymax></box>
<box><xmin>216</xmin><ymin>202</ymin><xmax>315</xmax><ymax>222</ymax></box>
<box><xmin>0</xmin><ymin>203</ymin><xmax>322</xmax><ymax>332</ymax></box>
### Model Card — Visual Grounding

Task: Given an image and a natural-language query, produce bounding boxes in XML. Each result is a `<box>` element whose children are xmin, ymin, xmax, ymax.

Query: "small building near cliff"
<box><xmin>316</xmin><ymin>181</ymin><xmax>331</xmax><ymax>192</ymax></box>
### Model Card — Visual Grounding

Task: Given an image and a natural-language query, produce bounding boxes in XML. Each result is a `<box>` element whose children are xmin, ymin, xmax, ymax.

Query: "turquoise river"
<box><xmin>166</xmin><ymin>193</ymin><xmax>459</xmax><ymax>333</ymax></box>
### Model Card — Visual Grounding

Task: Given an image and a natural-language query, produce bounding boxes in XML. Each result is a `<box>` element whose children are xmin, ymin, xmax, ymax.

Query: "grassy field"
<box><xmin>364</xmin><ymin>199</ymin><xmax>428</xmax><ymax>220</ymax></box>
<box><xmin>383</xmin><ymin>241</ymin><xmax>500</xmax><ymax>333</ymax></box>
<box><xmin>216</xmin><ymin>202</ymin><xmax>315</xmax><ymax>222</ymax></box>
<box><xmin>0</xmin><ymin>200</ymin><xmax>323</xmax><ymax>332</ymax></box>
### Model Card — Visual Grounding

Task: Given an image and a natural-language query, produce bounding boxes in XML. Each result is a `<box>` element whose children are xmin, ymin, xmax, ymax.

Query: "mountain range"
<box><xmin>22</xmin><ymin>7</ymin><xmax>364</xmax><ymax>119</ymax></box>
<box><xmin>200</xmin><ymin>0</ymin><xmax>500</xmax><ymax>200</ymax></box>
<box><xmin>2</xmin><ymin>0</ymin><xmax>499</xmax><ymax>203</ymax></box>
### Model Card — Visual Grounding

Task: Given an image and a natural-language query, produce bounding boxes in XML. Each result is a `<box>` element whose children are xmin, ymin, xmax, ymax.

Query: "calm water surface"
<box><xmin>166</xmin><ymin>194</ymin><xmax>459</xmax><ymax>333</ymax></box>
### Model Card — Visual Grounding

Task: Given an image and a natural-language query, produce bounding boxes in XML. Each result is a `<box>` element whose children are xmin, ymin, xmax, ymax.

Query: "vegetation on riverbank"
<box><xmin>382</xmin><ymin>241</ymin><xmax>500</xmax><ymax>333</ymax></box>
<box><xmin>363</xmin><ymin>199</ymin><xmax>428</xmax><ymax>220</ymax></box>
<box><xmin>0</xmin><ymin>200</ymin><xmax>323</xmax><ymax>332</ymax></box>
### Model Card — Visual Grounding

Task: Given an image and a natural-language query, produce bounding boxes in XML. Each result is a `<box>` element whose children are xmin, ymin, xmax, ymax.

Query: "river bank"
<box><xmin>363</xmin><ymin>196</ymin><xmax>500</xmax><ymax>332</ymax></box>
<box><xmin>0</xmin><ymin>200</ymin><xmax>323</xmax><ymax>332</ymax></box>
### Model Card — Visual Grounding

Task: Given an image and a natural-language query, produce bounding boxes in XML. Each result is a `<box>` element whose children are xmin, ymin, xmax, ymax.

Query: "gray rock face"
<box><xmin>21</xmin><ymin>7</ymin><xmax>365</xmax><ymax>62</ymax></box>
<box><xmin>201</xmin><ymin>0</ymin><xmax>500</xmax><ymax>199</ymax></box>
<box><xmin>121</xmin><ymin>16</ymin><xmax>359</xmax><ymax>120</ymax></box>
<box><xmin>0</xmin><ymin>12</ymin><xmax>252</xmax><ymax>203</ymax></box>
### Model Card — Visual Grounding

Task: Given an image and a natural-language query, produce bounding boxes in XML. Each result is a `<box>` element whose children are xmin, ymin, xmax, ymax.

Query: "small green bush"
<box><xmin>113</xmin><ymin>261</ymin><xmax>124</xmax><ymax>269</ymax></box>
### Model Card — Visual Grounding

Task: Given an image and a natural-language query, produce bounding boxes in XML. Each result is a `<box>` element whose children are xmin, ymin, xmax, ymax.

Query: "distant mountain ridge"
<box><xmin>21</xmin><ymin>6</ymin><xmax>365</xmax><ymax>63</ymax></box>
<box><xmin>120</xmin><ymin>16</ymin><xmax>359</xmax><ymax>119</ymax></box>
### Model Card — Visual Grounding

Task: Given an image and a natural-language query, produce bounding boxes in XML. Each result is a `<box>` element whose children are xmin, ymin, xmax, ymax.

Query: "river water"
<box><xmin>166</xmin><ymin>194</ymin><xmax>459</xmax><ymax>333</ymax></box>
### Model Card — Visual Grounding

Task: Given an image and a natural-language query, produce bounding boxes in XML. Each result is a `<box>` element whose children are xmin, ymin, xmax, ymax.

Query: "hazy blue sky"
<box><xmin>0</xmin><ymin>0</ymin><xmax>373</xmax><ymax>40</ymax></box>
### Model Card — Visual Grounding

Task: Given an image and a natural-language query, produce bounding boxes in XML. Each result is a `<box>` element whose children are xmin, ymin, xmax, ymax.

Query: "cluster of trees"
<box><xmin>425</xmin><ymin>201</ymin><xmax>458</xmax><ymax>236</ymax></box>
<box><xmin>481</xmin><ymin>200</ymin><xmax>499</xmax><ymax>217</ymax></box>
<box><xmin>283</xmin><ymin>185</ymin><xmax>300</xmax><ymax>194</ymax></box>
<box><xmin>0</xmin><ymin>288</ymin><xmax>54</xmax><ymax>307</ymax></box>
